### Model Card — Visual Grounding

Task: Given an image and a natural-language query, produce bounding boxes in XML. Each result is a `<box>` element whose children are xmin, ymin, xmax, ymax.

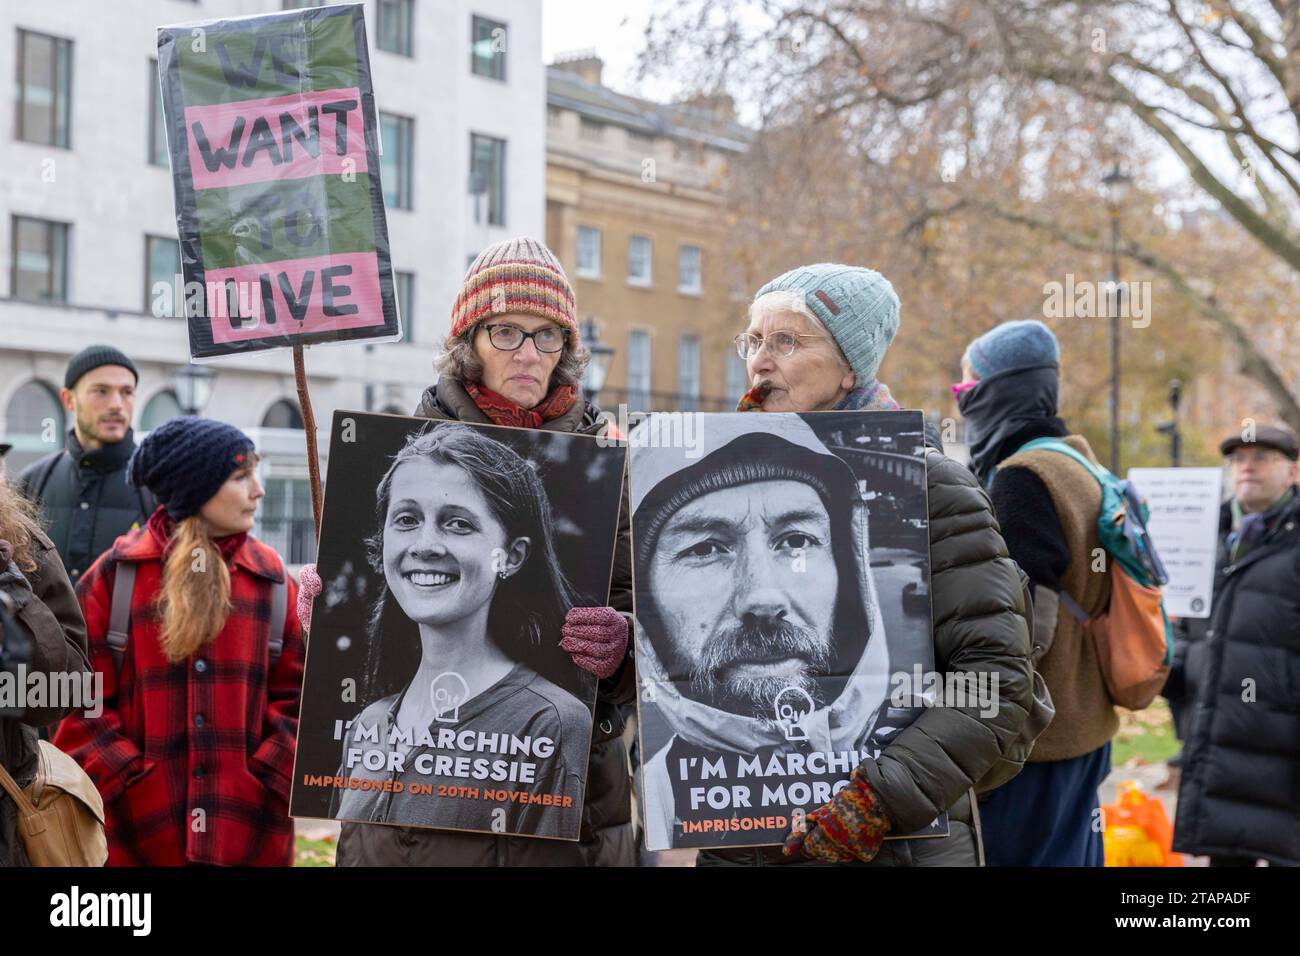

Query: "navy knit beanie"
<box><xmin>128</xmin><ymin>417</ymin><xmax>255</xmax><ymax>521</ymax></box>
<box><xmin>963</xmin><ymin>319</ymin><xmax>1060</xmax><ymax>379</ymax></box>
<box><xmin>65</xmin><ymin>344</ymin><xmax>139</xmax><ymax>390</ymax></box>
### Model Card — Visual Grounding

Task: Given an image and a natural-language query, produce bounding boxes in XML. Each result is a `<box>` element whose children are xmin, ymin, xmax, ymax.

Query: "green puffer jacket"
<box><xmin>697</xmin><ymin>445</ymin><xmax>1034</xmax><ymax>866</ymax></box>
<box><xmin>335</xmin><ymin>378</ymin><xmax>635</xmax><ymax>867</ymax></box>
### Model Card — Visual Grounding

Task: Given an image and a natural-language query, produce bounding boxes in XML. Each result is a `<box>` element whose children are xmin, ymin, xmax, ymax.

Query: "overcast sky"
<box><xmin>541</xmin><ymin>0</ymin><xmax>658</xmax><ymax>96</ymax></box>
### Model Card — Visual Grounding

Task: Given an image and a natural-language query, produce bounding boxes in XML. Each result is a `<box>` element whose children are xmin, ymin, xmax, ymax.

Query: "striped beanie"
<box><xmin>448</xmin><ymin>237</ymin><xmax>579</xmax><ymax>348</ymax></box>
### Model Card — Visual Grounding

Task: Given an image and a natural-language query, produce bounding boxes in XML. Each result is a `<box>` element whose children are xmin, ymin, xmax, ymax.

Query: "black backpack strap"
<box><xmin>268</xmin><ymin>559</ymin><xmax>287</xmax><ymax>667</ymax></box>
<box><xmin>29</xmin><ymin>452</ymin><xmax>63</xmax><ymax>501</ymax></box>
<box><xmin>106</xmin><ymin>560</ymin><xmax>137</xmax><ymax>675</ymax></box>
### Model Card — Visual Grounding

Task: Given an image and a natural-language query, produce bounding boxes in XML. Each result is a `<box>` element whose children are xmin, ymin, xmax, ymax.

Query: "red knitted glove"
<box><xmin>559</xmin><ymin>606</ymin><xmax>628</xmax><ymax>679</ymax></box>
<box><xmin>782</xmin><ymin>769</ymin><xmax>892</xmax><ymax>863</ymax></box>
<box><xmin>297</xmin><ymin>563</ymin><xmax>322</xmax><ymax>634</ymax></box>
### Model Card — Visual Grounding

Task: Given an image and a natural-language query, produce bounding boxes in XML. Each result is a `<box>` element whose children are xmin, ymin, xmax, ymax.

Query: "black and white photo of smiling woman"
<box><xmin>293</xmin><ymin>418</ymin><xmax>625</xmax><ymax>841</ymax></box>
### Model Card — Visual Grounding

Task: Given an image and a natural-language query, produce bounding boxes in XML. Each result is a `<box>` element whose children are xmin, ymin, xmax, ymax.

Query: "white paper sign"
<box><xmin>1127</xmin><ymin>467</ymin><xmax>1224</xmax><ymax>619</ymax></box>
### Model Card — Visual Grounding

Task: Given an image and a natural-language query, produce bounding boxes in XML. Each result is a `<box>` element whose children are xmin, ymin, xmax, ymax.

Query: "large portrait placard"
<box><xmin>630</xmin><ymin>411</ymin><xmax>942</xmax><ymax>850</ymax></box>
<box><xmin>290</xmin><ymin>412</ymin><xmax>627</xmax><ymax>842</ymax></box>
<box><xmin>157</xmin><ymin>3</ymin><xmax>400</xmax><ymax>359</ymax></box>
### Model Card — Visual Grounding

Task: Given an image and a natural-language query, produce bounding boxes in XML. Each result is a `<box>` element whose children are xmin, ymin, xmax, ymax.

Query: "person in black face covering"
<box><xmin>953</xmin><ymin>319</ymin><xmax>1116</xmax><ymax>867</ymax></box>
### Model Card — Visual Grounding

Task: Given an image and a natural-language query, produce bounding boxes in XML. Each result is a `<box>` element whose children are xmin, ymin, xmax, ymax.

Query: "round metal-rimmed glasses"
<box><xmin>733</xmin><ymin>330</ymin><xmax>824</xmax><ymax>360</ymax></box>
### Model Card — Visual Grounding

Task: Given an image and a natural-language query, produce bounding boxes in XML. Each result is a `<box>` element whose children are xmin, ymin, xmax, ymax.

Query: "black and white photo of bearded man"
<box><xmin>632</xmin><ymin>414</ymin><xmax>895</xmax><ymax>849</ymax></box>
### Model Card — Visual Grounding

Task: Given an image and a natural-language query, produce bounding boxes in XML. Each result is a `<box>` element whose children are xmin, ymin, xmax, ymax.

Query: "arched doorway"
<box><xmin>3</xmin><ymin>380</ymin><xmax>65</xmax><ymax>473</ymax></box>
<box><xmin>141</xmin><ymin>389</ymin><xmax>183</xmax><ymax>431</ymax></box>
<box><xmin>262</xmin><ymin>399</ymin><xmax>304</xmax><ymax>430</ymax></box>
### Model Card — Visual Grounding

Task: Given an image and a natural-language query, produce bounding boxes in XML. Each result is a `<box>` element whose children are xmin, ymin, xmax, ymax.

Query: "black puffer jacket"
<box><xmin>1164</xmin><ymin>503</ymin><xmax>1229</xmax><ymax>743</ymax></box>
<box><xmin>335</xmin><ymin>379</ymin><xmax>635</xmax><ymax>866</ymax></box>
<box><xmin>697</xmin><ymin>442</ymin><xmax>1035</xmax><ymax>866</ymax></box>
<box><xmin>0</xmin><ymin>526</ymin><xmax>91</xmax><ymax>866</ymax></box>
<box><xmin>16</xmin><ymin>431</ymin><xmax>155</xmax><ymax>581</ymax></box>
<box><xmin>1173</xmin><ymin>488</ymin><xmax>1300</xmax><ymax>866</ymax></box>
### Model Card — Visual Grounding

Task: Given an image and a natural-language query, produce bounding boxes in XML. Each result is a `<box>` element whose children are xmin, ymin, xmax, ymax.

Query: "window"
<box><xmin>16</xmin><ymin>30</ymin><xmax>72</xmax><ymax>148</ymax></box>
<box><xmin>469</xmin><ymin>133</ymin><xmax>506</xmax><ymax>226</ymax></box>
<box><xmin>576</xmin><ymin>226</ymin><xmax>601</xmax><ymax>278</ymax></box>
<box><xmin>259</xmin><ymin>477</ymin><xmax>317</xmax><ymax>565</ymax></box>
<box><xmin>471</xmin><ymin>15</ymin><xmax>506</xmax><ymax>80</ymax></box>
<box><xmin>628</xmin><ymin>130</ymin><xmax>655</xmax><ymax>154</ymax></box>
<box><xmin>547</xmin><ymin>107</ymin><xmax>563</xmax><ymax>128</ymax></box>
<box><xmin>678</xmin><ymin>335</ymin><xmax>701</xmax><ymax>411</ymax></box>
<box><xmin>678</xmin><ymin>245</ymin><xmax>702</xmax><ymax>294</ymax></box>
<box><xmin>628</xmin><ymin>235</ymin><xmax>653</xmax><ymax>287</ymax></box>
<box><xmin>378</xmin><ymin>0</ymin><xmax>414</xmax><ymax>56</ymax></box>
<box><xmin>580</xmin><ymin>118</ymin><xmax>605</xmax><ymax>142</ymax></box>
<box><xmin>148</xmin><ymin>59</ymin><xmax>167</xmax><ymax>166</ymax></box>
<box><xmin>726</xmin><ymin>352</ymin><xmax>749</xmax><ymax>404</ymax></box>
<box><xmin>3</xmin><ymin>381</ymin><xmax>63</xmax><ymax>473</ymax></box>
<box><xmin>628</xmin><ymin>331</ymin><xmax>651</xmax><ymax>412</ymax></box>
<box><xmin>380</xmin><ymin>112</ymin><xmax>413</xmax><ymax>210</ymax></box>
<box><xmin>141</xmin><ymin>390</ymin><xmax>183</xmax><ymax>431</ymax></box>
<box><xmin>395</xmin><ymin>270</ymin><xmax>414</xmax><ymax>342</ymax></box>
<box><xmin>144</xmin><ymin>235</ymin><xmax>181</xmax><ymax>314</ymax></box>
<box><xmin>262</xmin><ymin>400</ymin><xmax>305</xmax><ymax>429</ymax></box>
<box><xmin>11</xmin><ymin>216</ymin><xmax>69</xmax><ymax>302</ymax></box>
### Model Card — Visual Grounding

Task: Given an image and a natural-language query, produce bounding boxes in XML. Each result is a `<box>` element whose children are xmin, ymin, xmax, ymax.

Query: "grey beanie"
<box><xmin>752</xmin><ymin>264</ymin><xmax>901</xmax><ymax>387</ymax></box>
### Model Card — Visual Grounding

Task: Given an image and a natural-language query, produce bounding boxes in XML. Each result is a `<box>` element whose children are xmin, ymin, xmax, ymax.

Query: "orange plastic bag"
<box><xmin>1102</xmin><ymin>779</ymin><xmax>1184</xmax><ymax>867</ymax></box>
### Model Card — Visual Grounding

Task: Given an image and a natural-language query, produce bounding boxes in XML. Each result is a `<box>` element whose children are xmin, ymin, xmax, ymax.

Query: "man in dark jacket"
<box><xmin>16</xmin><ymin>346</ymin><xmax>154</xmax><ymax>583</ymax></box>
<box><xmin>956</xmin><ymin>319</ymin><xmax>1116</xmax><ymax>867</ymax></box>
<box><xmin>1172</xmin><ymin>424</ymin><xmax>1300</xmax><ymax>867</ymax></box>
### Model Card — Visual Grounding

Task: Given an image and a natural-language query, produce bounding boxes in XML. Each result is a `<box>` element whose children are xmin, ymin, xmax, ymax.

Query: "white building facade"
<box><xmin>0</xmin><ymin>0</ymin><xmax>544</xmax><ymax>562</ymax></box>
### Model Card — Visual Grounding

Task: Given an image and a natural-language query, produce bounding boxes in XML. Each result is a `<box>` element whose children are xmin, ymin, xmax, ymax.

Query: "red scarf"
<box><xmin>463</xmin><ymin>381</ymin><xmax>580</xmax><ymax>429</ymax></box>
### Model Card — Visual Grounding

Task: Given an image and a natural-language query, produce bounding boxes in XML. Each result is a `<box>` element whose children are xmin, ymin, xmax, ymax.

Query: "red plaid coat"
<box><xmin>53</xmin><ymin>508</ymin><xmax>304</xmax><ymax>866</ymax></box>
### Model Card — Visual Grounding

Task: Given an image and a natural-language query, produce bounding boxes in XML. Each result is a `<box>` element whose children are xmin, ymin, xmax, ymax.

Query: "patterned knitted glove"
<box><xmin>559</xmin><ymin>606</ymin><xmax>628</xmax><ymax>679</ymax></box>
<box><xmin>297</xmin><ymin>562</ymin><xmax>322</xmax><ymax>634</ymax></box>
<box><xmin>736</xmin><ymin>381</ymin><xmax>773</xmax><ymax>412</ymax></box>
<box><xmin>782</xmin><ymin>769</ymin><xmax>892</xmax><ymax>863</ymax></box>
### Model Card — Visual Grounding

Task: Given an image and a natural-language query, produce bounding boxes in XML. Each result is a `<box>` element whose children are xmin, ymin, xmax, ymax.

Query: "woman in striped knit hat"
<box><xmin>307</xmin><ymin>237</ymin><xmax>636</xmax><ymax>866</ymax></box>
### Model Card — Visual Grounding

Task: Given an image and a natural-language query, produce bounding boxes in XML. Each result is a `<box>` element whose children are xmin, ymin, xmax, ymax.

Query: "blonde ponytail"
<box><xmin>158</xmin><ymin>516</ymin><xmax>231</xmax><ymax>662</ymax></box>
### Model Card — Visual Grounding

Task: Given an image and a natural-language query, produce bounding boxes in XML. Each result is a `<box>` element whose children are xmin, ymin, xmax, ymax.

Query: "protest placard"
<box><xmin>630</xmin><ymin>411</ymin><xmax>947</xmax><ymax>850</ymax></box>
<box><xmin>289</xmin><ymin>412</ymin><xmax>627</xmax><ymax>841</ymax></box>
<box><xmin>1127</xmin><ymin>467</ymin><xmax>1224</xmax><ymax>619</ymax></box>
<box><xmin>158</xmin><ymin>3</ymin><xmax>399</xmax><ymax>360</ymax></box>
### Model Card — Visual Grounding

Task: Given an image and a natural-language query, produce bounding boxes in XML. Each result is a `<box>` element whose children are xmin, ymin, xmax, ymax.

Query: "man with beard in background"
<box><xmin>16</xmin><ymin>346</ymin><xmax>155</xmax><ymax>583</ymax></box>
<box><xmin>632</xmin><ymin>414</ymin><xmax>893</xmax><ymax>850</ymax></box>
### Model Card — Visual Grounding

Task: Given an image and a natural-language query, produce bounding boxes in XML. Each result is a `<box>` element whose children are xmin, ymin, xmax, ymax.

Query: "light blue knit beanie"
<box><xmin>963</xmin><ymin>319</ymin><xmax>1060</xmax><ymax>379</ymax></box>
<box><xmin>753</xmin><ymin>264</ymin><xmax>901</xmax><ymax>388</ymax></box>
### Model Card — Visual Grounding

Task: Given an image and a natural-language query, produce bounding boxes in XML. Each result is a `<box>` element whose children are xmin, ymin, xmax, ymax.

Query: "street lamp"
<box><xmin>1101</xmin><ymin>163</ymin><xmax>1133</xmax><ymax>474</ymax></box>
<box><xmin>580</xmin><ymin>318</ymin><xmax>615</xmax><ymax>405</ymax></box>
<box><xmin>1156</xmin><ymin>378</ymin><xmax>1183</xmax><ymax>467</ymax></box>
<box><xmin>174</xmin><ymin>363</ymin><xmax>216</xmax><ymax>416</ymax></box>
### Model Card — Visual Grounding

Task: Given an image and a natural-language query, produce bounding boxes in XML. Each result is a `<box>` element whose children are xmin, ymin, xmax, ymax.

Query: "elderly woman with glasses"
<box><xmin>712</xmin><ymin>263</ymin><xmax>1034</xmax><ymax>869</ymax></box>
<box><xmin>303</xmin><ymin>237</ymin><xmax>636</xmax><ymax>867</ymax></box>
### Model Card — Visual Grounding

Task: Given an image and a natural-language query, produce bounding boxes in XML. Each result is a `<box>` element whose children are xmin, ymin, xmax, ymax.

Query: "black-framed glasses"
<box><xmin>733</xmin><ymin>330</ymin><xmax>823</xmax><ymax>360</ymax></box>
<box><xmin>480</xmin><ymin>323</ymin><xmax>569</xmax><ymax>353</ymax></box>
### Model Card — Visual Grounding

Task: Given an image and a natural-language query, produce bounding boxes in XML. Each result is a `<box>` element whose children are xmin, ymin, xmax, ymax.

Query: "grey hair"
<box><xmin>434</xmin><ymin>326</ymin><xmax>591</xmax><ymax>389</ymax></box>
<box><xmin>747</xmin><ymin>290</ymin><xmax>850</xmax><ymax>372</ymax></box>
